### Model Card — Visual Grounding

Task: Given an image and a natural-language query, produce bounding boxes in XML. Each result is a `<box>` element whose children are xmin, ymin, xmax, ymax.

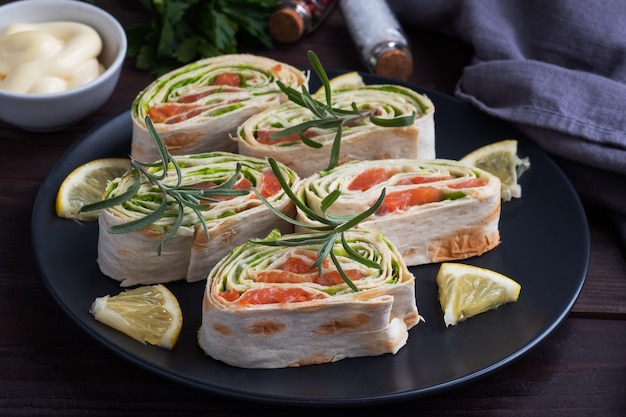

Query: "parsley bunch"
<box><xmin>126</xmin><ymin>0</ymin><xmax>278</xmax><ymax>76</ymax></box>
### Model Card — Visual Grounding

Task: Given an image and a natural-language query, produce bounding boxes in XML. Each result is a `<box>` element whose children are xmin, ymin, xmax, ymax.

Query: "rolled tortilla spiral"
<box><xmin>235</xmin><ymin>84</ymin><xmax>435</xmax><ymax>177</ymax></box>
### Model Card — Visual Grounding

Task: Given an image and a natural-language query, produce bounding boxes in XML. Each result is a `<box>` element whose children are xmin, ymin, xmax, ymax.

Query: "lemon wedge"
<box><xmin>55</xmin><ymin>158</ymin><xmax>131</xmax><ymax>221</ymax></box>
<box><xmin>90</xmin><ymin>284</ymin><xmax>183</xmax><ymax>350</ymax></box>
<box><xmin>459</xmin><ymin>139</ymin><xmax>530</xmax><ymax>201</ymax></box>
<box><xmin>315</xmin><ymin>71</ymin><xmax>365</xmax><ymax>95</ymax></box>
<box><xmin>436</xmin><ymin>262</ymin><xmax>521</xmax><ymax>327</ymax></box>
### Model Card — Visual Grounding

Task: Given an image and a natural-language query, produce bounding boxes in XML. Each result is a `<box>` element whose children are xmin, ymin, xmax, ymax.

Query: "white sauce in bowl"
<box><xmin>0</xmin><ymin>21</ymin><xmax>104</xmax><ymax>94</ymax></box>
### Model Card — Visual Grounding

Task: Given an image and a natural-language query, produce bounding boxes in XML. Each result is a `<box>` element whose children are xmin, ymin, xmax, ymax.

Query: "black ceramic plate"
<box><xmin>32</xmin><ymin>72</ymin><xmax>589</xmax><ymax>406</ymax></box>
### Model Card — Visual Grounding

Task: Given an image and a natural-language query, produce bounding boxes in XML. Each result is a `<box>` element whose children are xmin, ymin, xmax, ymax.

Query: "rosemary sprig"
<box><xmin>251</xmin><ymin>158</ymin><xmax>386</xmax><ymax>292</ymax></box>
<box><xmin>271</xmin><ymin>50</ymin><xmax>416</xmax><ymax>171</ymax></box>
<box><xmin>78</xmin><ymin>51</ymin><xmax>398</xmax><ymax>288</ymax></box>
<box><xmin>80</xmin><ymin>116</ymin><xmax>249</xmax><ymax>255</ymax></box>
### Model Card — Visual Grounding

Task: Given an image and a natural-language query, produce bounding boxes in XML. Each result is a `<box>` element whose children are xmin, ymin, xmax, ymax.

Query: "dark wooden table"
<box><xmin>1</xmin><ymin>1</ymin><xmax>624</xmax><ymax>416</ymax></box>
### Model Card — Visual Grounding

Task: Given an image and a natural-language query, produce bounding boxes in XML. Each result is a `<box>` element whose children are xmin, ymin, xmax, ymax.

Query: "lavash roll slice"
<box><xmin>295</xmin><ymin>159</ymin><xmax>502</xmax><ymax>266</ymax></box>
<box><xmin>97</xmin><ymin>152</ymin><xmax>299</xmax><ymax>286</ymax></box>
<box><xmin>234</xmin><ymin>84</ymin><xmax>435</xmax><ymax>177</ymax></box>
<box><xmin>198</xmin><ymin>228</ymin><xmax>421</xmax><ymax>369</ymax></box>
<box><xmin>131</xmin><ymin>54</ymin><xmax>307</xmax><ymax>162</ymax></box>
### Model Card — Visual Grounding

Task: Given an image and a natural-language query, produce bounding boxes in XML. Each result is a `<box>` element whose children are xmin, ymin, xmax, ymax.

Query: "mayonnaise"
<box><xmin>0</xmin><ymin>21</ymin><xmax>105</xmax><ymax>94</ymax></box>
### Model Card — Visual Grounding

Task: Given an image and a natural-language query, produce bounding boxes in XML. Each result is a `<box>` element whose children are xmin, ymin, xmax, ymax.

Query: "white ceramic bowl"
<box><xmin>0</xmin><ymin>0</ymin><xmax>127</xmax><ymax>131</ymax></box>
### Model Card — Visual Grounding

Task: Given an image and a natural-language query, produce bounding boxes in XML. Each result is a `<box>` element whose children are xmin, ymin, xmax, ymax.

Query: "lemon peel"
<box><xmin>459</xmin><ymin>139</ymin><xmax>530</xmax><ymax>201</ymax></box>
<box><xmin>90</xmin><ymin>284</ymin><xmax>183</xmax><ymax>350</ymax></box>
<box><xmin>436</xmin><ymin>262</ymin><xmax>521</xmax><ymax>327</ymax></box>
<box><xmin>55</xmin><ymin>157</ymin><xmax>131</xmax><ymax>220</ymax></box>
<box><xmin>314</xmin><ymin>71</ymin><xmax>365</xmax><ymax>94</ymax></box>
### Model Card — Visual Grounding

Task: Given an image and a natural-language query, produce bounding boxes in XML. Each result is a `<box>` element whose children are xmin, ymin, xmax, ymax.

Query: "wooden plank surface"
<box><xmin>0</xmin><ymin>1</ymin><xmax>624</xmax><ymax>416</ymax></box>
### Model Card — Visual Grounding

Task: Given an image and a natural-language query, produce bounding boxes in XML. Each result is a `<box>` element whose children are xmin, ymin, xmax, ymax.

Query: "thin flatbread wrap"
<box><xmin>233</xmin><ymin>84</ymin><xmax>435</xmax><ymax>177</ymax></box>
<box><xmin>130</xmin><ymin>54</ymin><xmax>307</xmax><ymax>162</ymax></box>
<box><xmin>97</xmin><ymin>152</ymin><xmax>300</xmax><ymax>286</ymax></box>
<box><xmin>295</xmin><ymin>159</ymin><xmax>502</xmax><ymax>266</ymax></box>
<box><xmin>197</xmin><ymin>229</ymin><xmax>421</xmax><ymax>368</ymax></box>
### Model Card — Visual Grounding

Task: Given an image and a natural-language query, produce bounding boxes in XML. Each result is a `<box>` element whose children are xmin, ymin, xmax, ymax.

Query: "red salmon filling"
<box><xmin>238</xmin><ymin>287</ymin><xmax>326</xmax><ymax>305</ymax></box>
<box><xmin>194</xmin><ymin>168</ymin><xmax>282</xmax><ymax>204</ymax></box>
<box><xmin>376</xmin><ymin>186</ymin><xmax>443</xmax><ymax>215</ymax></box>
<box><xmin>255</xmin><ymin>129</ymin><xmax>320</xmax><ymax>145</ymax></box>
<box><xmin>345</xmin><ymin>168</ymin><xmax>488</xmax><ymax>215</ymax></box>
<box><xmin>219</xmin><ymin>254</ymin><xmax>364</xmax><ymax>304</ymax></box>
<box><xmin>147</xmin><ymin>72</ymin><xmax>243</xmax><ymax>124</ymax></box>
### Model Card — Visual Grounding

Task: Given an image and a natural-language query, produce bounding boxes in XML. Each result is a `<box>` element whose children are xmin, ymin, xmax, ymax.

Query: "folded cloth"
<box><xmin>388</xmin><ymin>0</ymin><xmax>626</xmax><ymax>217</ymax></box>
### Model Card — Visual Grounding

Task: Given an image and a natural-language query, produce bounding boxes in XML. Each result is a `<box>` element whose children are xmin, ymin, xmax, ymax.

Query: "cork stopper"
<box><xmin>374</xmin><ymin>48</ymin><xmax>413</xmax><ymax>81</ymax></box>
<box><xmin>268</xmin><ymin>8</ymin><xmax>305</xmax><ymax>43</ymax></box>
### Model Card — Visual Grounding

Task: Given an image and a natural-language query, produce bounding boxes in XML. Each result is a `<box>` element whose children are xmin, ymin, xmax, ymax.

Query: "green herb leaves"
<box><xmin>80</xmin><ymin>116</ymin><xmax>248</xmax><ymax>255</ymax></box>
<box><xmin>251</xmin><ymin>158</ymin><xmax>385</xmax><ymax>291</ymax></box>
<box><xmin>271</xmin><ymin>51</ymin><xmax>416</xmax><ymax>171</ymax></box>
<box><xmin>82</xmin><ymin>51</ymin><xmax>407</xmax><ymax>292</ymax></box>
<box><xmin>126</xmin><ymin>0</ymin><xmax>278</xmax><ymax>76</ymax></box>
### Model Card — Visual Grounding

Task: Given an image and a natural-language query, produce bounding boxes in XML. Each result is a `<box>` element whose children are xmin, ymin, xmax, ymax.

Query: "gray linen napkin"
<box><xmin>388</xmin><ymin>0</ymin><xmax>626</xmax><ymax>220</ymax></box>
